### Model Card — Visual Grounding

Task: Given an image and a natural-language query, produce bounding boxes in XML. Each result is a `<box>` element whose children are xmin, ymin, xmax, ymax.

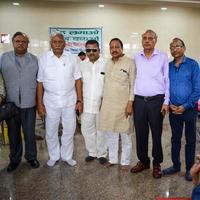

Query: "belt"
<box><xmin>135</xmin><ymin>94</ymin><xmax>164</xmax><ymax>102</ymax></box>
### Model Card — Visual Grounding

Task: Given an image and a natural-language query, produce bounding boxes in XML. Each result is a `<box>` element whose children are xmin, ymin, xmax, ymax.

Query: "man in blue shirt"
<box><xmin>163</xmin><ymin>38</ymin><xmax>200</xmax><ymax>181</ymax></box>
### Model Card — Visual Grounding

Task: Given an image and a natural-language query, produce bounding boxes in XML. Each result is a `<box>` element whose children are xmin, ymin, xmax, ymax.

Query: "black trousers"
<box><xmin>134</xmin><ymin>95</ymin><xmax>164</xmax><ymax>166</ymax></box>
<box><xmin>6</xmin><ymin>107</ymin><xmax>37</xmax><ymax>163</ymax></box>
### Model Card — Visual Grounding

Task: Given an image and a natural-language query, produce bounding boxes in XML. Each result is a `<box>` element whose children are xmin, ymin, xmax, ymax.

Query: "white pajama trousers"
<box><xmin>81</xmin><ymin>112</ymin><xmax>107</xmax><ymax>158</ymax></box>
<box><xmin>45</xmin><ymin>105</ymin><xmax>76</xmax><ymax>161</ymax></box>
<box><xmin>106</xmin><ymin>132</ymin><xmax>132</xmax><ymax>165</ymax></box>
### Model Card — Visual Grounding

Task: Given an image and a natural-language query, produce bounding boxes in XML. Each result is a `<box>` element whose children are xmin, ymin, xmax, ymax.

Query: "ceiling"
<box><xmin>43</xmin><ymin>0</ymin><xmax>200</xmax><ymax>7</ymax></box>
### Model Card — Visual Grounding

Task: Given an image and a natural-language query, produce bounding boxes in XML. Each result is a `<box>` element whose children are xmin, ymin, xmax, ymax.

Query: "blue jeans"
<box><xmin>169</xmin><ymin>108</ymin><xmax>197</xmax><ymax>171</ymax></box>
<box><xmin>192</xmin><ymin>184</ymin><xmax>200</xmax><ymax>200</ymax></box>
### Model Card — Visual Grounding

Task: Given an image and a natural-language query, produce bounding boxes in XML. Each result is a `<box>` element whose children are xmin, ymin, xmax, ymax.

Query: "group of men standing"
<box><xmin>0</xmin><ymin>29</ymin><xmax>200</xmax><ymax>183</ymax></box>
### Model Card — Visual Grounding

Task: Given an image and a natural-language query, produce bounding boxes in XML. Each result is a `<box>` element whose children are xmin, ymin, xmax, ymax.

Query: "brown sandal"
<box><xmin>120</xmin><ymin>165</ymin><xmax>130</xmax><ymax>172</ymax></box>
<box><xmin>104</xmin><ymin>162</ymin><xmax>116</xmax><ymax>168</ymax></box>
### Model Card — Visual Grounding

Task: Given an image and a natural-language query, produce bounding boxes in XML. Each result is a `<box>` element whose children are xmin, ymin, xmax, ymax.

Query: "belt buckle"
<box><xmin>144</xmin><ymin>96</ymin><xmax>148</xmax><ymax>102</ymax></box>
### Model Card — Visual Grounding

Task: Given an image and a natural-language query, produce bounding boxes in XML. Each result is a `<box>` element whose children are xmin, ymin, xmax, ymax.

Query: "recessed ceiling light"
<box><xmin>161</xmin><ymin>7</ymin><xmax>167</xmax><ymax>11</ymax></box>
<box><xmin>98</xmin><ymin>4</ymin><xmax>104</xmax><ymax>8</ymax></box>
<box><xmin>13</xmin><ymin>2</ymin><xmax>20</xmax><ymax>6</ymax></box>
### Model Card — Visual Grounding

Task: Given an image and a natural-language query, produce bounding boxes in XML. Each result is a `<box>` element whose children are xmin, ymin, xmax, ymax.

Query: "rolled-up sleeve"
<box><xmin>37</xmin><ymin>56</ymin><xmax>44</xmax><ymax>82</ymax></box>
<box><xmin>73</xmin><ymin>56</ymin><xmax>82</xmax><ymax>80</ymax></box>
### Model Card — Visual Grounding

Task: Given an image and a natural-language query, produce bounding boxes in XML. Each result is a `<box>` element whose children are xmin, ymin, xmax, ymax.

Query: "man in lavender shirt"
<box><xmin>130</xmin><ymin>29</ymin><xmax>169</xmax><ymax>178</ymax></box>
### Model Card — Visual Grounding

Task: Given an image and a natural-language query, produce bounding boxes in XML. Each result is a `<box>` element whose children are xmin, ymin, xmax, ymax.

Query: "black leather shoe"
<box><xmin>98</xmin><ymin>157</ymin><xmax>107</xmax><ymax>165</ymax></box>
<box><xmin>28</xmin><ymin>159</ymin><xmax>40</xmax><ymax>168</ymax></box>
<box><xmin>162</xmin><ymin>166</ymin><xmax>180</xmax><ymax>175</ymax></box>
<box><xmin>85</xmin><ymin>156</ymin><xmax>96</xmax><ymax>162</ymax></box>
<box><xmin>35</xmin><ymin>135</ymin><xmax>44</xmax><ymax>140</ymax></box>
<box><xmin>185</xmin><ymin>171</ymin><xmax>192</xmax><ymax>181</ymax></box>
<box><xmin>7</xmin><ymin>162</ymin><xmax>20</xmax><ymax>172</ymax></box>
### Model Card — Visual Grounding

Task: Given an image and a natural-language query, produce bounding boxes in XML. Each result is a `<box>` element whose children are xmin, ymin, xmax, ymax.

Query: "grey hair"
<box><xmin>142</xmin><ymin>29</ymin><xmax>158</xmax><ymax>41</ymax></box>
<box><xmin>50</xmin><ymin>32</ymin><xmax>65</xmax><ymax>41</ymax></box>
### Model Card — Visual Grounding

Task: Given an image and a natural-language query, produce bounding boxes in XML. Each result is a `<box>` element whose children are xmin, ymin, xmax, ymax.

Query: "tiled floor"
<box><xmin>0</xmin><ymin>116</ymin><xmax>199</xmax><ymax>200</ymax></box>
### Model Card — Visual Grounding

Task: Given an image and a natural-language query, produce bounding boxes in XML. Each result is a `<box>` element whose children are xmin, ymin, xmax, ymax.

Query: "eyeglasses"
<box><xmin>142</xmin><ymin>37</ymin><xmax>155</xmax><ymax>41</ymax></box>
<box><xmin>170</xmin><ymin>45</ymin><xmax>183</xmax><ymax>50</ymax></box>
<box><xmin>86</xmin><ymin>49</ymin><xmax>98</xmax><ymax>53</ymax></box>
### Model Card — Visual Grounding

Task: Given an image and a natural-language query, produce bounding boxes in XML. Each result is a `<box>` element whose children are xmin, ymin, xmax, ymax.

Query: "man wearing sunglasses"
<box><xmin>163</xmin><ymin>38</ymin><xmax>200</xmax><ymax>181</ymax></box>
<box><xmin>80</xmin><ymin>40</ymin><xmax>107</xmax><ymax>165</ymax></box>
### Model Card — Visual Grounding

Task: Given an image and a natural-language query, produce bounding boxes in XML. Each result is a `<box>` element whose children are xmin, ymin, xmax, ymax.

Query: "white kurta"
<box><xmin>37</xmin><ymin>50</ymin><xmax>81</xmax><ymax>162</ymax></box>
<box><xmin>80</xmin><ymin>58</ymin><xmax>105</xmax><ymax>113</ymax></box>
<box><xmin>80</xmin><ymin>58</ymin><xmax>107</xmax><ymax>158</ymax></box>
<box><xmin>37</xmin><ymin>51</ymin><xmax>81</xmax><ymax>108</ymax></box>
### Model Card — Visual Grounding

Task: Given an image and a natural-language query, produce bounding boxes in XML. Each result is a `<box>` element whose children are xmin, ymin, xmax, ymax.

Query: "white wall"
<box><xmin>0</xmin><ymin>1</ymin><xmax>200</xmax><ymax>61</ymax></box>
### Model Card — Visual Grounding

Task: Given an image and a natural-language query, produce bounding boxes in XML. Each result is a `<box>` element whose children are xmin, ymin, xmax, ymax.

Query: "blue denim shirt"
<box><xmin>169</xmin><ymin>56</ymin><xmax>200</xmax><ymax>110</ymax></box>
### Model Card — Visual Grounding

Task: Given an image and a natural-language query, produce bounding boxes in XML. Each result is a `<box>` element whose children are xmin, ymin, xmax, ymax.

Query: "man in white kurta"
<box><xmin>80</xmin><ymin>40</ymin><xmax>107</xmax><ymax>164</ymax></box>
<box><xmin>37</xmin><ymin>33</ymin><xmax>83</xmax><ymax>167</ymax></box>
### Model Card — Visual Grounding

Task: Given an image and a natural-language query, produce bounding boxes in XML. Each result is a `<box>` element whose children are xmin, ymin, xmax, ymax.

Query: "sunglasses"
<box><xmin>86</xmin><ymin>48</ymin><xmax>98</xmax><ymax>53</ymax></box>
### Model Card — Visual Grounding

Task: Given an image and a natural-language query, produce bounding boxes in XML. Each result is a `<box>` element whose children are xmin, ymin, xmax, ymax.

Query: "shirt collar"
<box><xmin>14</xmin><ymin>51</ymin><xmax>28</xmax><ymax>58</ymax></box>
<box><xmin>110</xmin><ymin>54</ymin><xmax>125</xmax><ymax>63</ymax></box>
<box><xmin>49</xmin><ymin>50</ymin><xmax>68</xmax><ymax>57</ymax></box>
<box><xmin>86</xmin><ymin>57</ymin><xmax>102</xmax><ymax>64</ymax></box>
<box><xmin>172</xmin><ymin>55</ymin><xmax>186</xmax><ymax>65</ymax></box>
<box><xmin>140</xmin><ymin>49</ymin><xmax>159</xmax><ymax>56</ymax></box>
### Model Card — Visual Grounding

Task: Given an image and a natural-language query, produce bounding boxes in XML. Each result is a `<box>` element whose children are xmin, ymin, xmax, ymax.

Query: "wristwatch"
<box><xmin>76</xmin><ymin>100</ymin><xmax>83</xmax><ymax>104</ymax></box>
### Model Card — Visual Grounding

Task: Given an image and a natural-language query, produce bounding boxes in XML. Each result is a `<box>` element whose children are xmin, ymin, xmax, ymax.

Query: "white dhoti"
<box><xmin>45</xmin><ymin>105</ymin><xmax>76</xmax><ymax>161</ymax></box>
<box><xmin>106</xmin><ymin>132</ymin><xmax>132</xmax><ymax>165</ymax></box>
<box><xmin>81</xmin><ymin>112</ymin><xmax>107</xmax><ymax>158</ymax></box>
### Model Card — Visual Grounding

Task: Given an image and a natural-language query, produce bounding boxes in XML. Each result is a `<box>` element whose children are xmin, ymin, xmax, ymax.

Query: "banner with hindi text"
<box><xmin>49</xmin><ymin>27</ymin><xmax>103</xmax><ymax>54</ymax></box>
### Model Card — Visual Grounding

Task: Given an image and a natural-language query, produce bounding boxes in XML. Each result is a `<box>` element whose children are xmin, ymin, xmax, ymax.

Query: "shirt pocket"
<box><xmin>99</xmin><ymin>72</ymin><xmax>105</xmax><ymax>82</ymax></box>
<box><xmin>111</xmin><ymin>69</ymin><xmax>129</xmax><ymax>84</ymax></box>
<box><xmin>44</xmin><ymin>66</ymin><xmax>57</xmax><ymax>81</ymax></box>
<box><xmin>82</xmin><ymin>72</ymin><xmax>91</xmax><ymax>83</ymax></box>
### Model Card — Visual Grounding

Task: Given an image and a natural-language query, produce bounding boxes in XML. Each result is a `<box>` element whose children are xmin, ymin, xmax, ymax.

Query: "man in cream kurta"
<box><xmin>99</xmin><ymin>38</ymin><xmax>135</xmax><ymax>170</ymax></box>
<box><xmin>80</xmin><ymin>40</ymin><xmax>107</xmax><ymax>164</ymax></box>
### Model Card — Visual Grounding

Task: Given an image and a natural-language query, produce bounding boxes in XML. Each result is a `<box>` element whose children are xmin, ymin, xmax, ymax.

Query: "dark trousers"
<box><xmin>134</xmin><ymin>95</ymin><xmax>164</xmax><ymax>166</ymax></box>
<box><xmin>169</xmin><ymin>108</ymin><xmax>197</xmax><ymax>171</ymax></box>
<box><xmin>6</xmin><ymin>107</ymin><xmax>37</xmax><ymax>163</ymax></box>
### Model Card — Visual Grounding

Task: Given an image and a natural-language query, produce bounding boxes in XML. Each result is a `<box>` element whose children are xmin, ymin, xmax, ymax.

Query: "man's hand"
<box><xmin>75</xmin><ymin>101</ymin><xmax>83</xmax><ymax>115</ymax></box>
<box><xmin>161</xmin><ymin>104</ymin><xmax>169</xmax><ymax>117</ymax></box>
<box><xmin>170</xmin><ymin>105</ymin><xmax>185</xmax><ymax>115</ymax></box>
<box><xmin>125</xmin><ymin>101</ymin><xmax>133</xmax><ymax>118</ymax></box>
<box><xmin>170</xmin><ymin>104</ymin><xmax>177</xmax><ymax>111</ymax></box>
<box><xmin>37</xmin><ymin>104</ymin><xmax>46</xmax><ymax>119</ymax></box>
<box><xmin>0</xmin><ymin>96</ymin><xmax>4</xmax><ymax>105</ymax></box>
<box><xmin>190</xmin><ymin>154</ymin><xmax>200</xmax><ymax>185</ymax></box>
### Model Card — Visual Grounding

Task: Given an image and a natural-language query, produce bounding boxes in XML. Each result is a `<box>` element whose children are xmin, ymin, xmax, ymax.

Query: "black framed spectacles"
<box><xmin>86</xmin><ymin>49</ymin><xmax>98</xmax><ymax>53</ymax></box>
<box><xmin>170</xmin><ymin>45</ymin><xmax>183</xmax><ymax>50</ymax></box>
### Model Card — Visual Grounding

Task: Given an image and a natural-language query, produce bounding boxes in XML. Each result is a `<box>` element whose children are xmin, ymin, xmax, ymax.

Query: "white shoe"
<box><xmin>62</xmin><ymin>159</ymin><xmax>77</xmax><ymax>166</ymax></box>
<box><xmin>47</xmin><ymin>160</ymin><xmax>57</xmax><ymax>167</ymax></box>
